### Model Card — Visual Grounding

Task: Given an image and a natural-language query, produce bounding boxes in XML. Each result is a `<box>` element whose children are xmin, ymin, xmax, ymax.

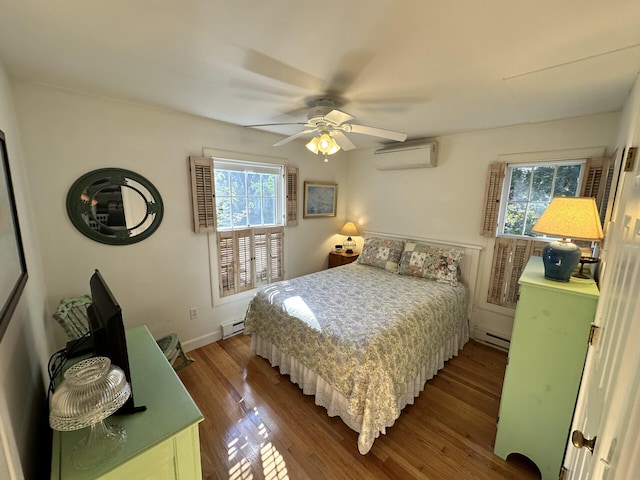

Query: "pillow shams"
<box><xmin>398</xmin><ymin>242</ymin><xmax>464</xmax><ymax>285</ymax></box>
<box><xmin>357</xmin><ymin>236</ymin><xmax>405</xmax><ymax>272</ymax></box>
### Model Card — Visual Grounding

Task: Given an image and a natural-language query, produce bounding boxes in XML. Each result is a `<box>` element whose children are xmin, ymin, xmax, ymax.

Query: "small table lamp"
<box><xmin>50</xmin><ymin>356</ymin><xmax>131</xmax><ymax>469</ymax></box>
<box><xmin>339</xmin><ymin>221</ymin><xmax>360</xmax><ymax>254</ymax></box>
<box><xmin>531</xmin><ymin>197</ymin><xmax>604</xmax><ymax>282</ymax></box>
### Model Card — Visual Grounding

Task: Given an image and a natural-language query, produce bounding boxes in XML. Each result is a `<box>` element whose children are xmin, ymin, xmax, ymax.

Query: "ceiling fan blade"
<box><xmin>245</xmin><ymin>122</ymin><xmax>306</xmax><ymax>128</ymax></box>
<box><xmin>345</xmin><ymin>124</ymin><xmax>407</xmax><ymax>142</ymax></box>
<box><xmin>243</xmin><ymin>49</ymin><xmax>324</xmax><ymax>91</ymax></box>
<box><xmin>272</xmin><ymin>128</ymin><xmax>318</xmax><ymax>147</ymax></box>
<box><xmin>326</xmin><ymin>51</ymin><xmax>374</xmax><ymax>98</ymax></box>
<box><xmin>324</xmin><ymin>109</ymin><xmax>355</xmax><ymax>126</ymax></box>
<box><xmin>332</xmin><ymin>131</ymin><xmax>357</xmax><ymax>151</ymax></box>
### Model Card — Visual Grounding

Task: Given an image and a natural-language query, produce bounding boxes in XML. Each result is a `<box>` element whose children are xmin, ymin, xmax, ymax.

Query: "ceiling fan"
<box><xmin>246</xmin><ymin>98</ymin><xmax>407</xmax><ymax>158</ymax></box>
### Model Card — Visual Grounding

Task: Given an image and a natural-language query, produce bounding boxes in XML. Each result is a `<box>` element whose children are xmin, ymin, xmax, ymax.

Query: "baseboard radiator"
<box><xmin>221</xmin><ymin>319</ymin><xmax>245</xmax><ymax>339</ymax></box>
<box><xmin>474</xmin><ymin>326</ymin><xmax>510</xmax><ymax>351</ymax></box>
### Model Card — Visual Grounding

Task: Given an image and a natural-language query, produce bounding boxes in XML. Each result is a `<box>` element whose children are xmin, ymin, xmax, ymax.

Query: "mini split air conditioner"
<box><xmin>375</xmin><ymin>139</ymin><xmax>438</xmax><ymax>170</ymax></box>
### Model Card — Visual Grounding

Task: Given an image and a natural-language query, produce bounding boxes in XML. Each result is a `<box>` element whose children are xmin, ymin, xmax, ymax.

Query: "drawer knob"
<box><xmin>572</xmin><ymin>430</ymin><xmax>597</xmax><ymax>453</ymax></box>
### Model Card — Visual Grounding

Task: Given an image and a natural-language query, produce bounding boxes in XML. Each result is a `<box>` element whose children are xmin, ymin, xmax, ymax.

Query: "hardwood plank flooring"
<box><xmin>178</xmin><ymin>335</ymin><xmax>541</xmax><ymax>480</ymax></box>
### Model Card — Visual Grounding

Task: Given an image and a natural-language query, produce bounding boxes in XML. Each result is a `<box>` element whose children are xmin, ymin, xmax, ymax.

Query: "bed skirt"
<box><xmin>249</xmin><ymin>319</ymin><xmax>469</xmax><ymax>454</ymax></box>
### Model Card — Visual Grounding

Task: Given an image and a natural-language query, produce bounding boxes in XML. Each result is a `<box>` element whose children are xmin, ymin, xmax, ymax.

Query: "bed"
<box><xmin>243</xmin><ymin>232</ymin><xmax>482</xmax><ymax>454</ymax></box>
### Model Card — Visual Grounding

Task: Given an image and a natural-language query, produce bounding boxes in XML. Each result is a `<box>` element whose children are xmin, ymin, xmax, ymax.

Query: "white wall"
<box><xmin>12</xmin><ymin>81</ymin><xmax>350</xmax><ymax>351</ymax></box>
<box><xmin>0</xmin><ymin>64</ymin><xmax>54</xmax><ymax>478</ymax></box>
<box><xmin>346</xmin><ymin>112</ymin><xmax>620</xmax><ymax>338</ymax></box>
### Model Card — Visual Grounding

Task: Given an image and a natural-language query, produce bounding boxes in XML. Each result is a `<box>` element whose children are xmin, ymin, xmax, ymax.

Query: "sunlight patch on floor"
<box><xmin>229</xmin><ymin>456</ymin><xmax>253</xmax><ymax>480</ymax></box>
<box><xmin>227</xmin><ymin>406</ymin><xmax>290</xmax><ymax>480</ymax></box>
<box><xmin>261</xmin><ymin>442</ymin><xmax>289</xmax><ymax>480</ymax></box>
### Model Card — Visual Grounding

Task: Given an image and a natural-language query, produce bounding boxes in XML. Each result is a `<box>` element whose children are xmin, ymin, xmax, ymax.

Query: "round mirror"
<box><xmin>66</xmin><ymin>168</ymin><xmax>164</xmax><ymax>245</ymax></box>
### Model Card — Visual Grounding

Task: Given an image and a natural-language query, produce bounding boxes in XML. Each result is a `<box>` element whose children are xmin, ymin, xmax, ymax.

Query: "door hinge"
<box><xmin>624</xmin><ymin>146</ymin><xmax>637</xmax><ymax>172</ymax></box>
<box><xmin>559</xmin><ymin>466</ymin><xmax>569</xmax><ymax>480</ymax></box>
<box><xmin>589</xmin><ymin>324</ymin><xmax>601</xmax><ymax>346</ymax></box>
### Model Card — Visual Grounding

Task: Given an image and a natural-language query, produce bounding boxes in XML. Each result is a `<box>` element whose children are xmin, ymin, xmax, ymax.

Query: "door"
<box><xmin>563</xmin><ymin>157</ymin><xmax>640</xmax><ymax>478</ymax></box>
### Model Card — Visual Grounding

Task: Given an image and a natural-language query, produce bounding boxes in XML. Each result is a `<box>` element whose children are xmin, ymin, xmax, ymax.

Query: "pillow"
<box><xmin>357</xmin><ymin>236</ymin><xmax>405</xmax><ymax>272</ymax></box>
<box><xmin>398</xmin><ymin>242</ymin><xmax>464</xmax><ymax>285</ymax></box>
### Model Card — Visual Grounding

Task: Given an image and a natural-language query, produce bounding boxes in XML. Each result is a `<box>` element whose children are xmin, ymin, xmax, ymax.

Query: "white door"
<box><xmin>564</xmin><ymin>157</ymin><xmax>640</xmax><ymax>478</ymax></box>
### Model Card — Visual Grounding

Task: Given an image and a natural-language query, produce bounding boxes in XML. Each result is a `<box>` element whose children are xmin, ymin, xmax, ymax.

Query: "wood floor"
<box><xmin>178</xmin><ymin>335</ymin><xmax>541</xmax><ymax>480</ymax></box>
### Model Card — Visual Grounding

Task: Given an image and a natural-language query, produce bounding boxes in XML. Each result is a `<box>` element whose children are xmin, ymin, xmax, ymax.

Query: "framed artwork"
<box><xmin>0</xmin><ymin>129</ymin><xmax>28</xmax><ymax>342</ymax></box>
<box><xmin>303</xmin><ymin>181</ymin><xmax>337</xmax><ymax>218</ymax></box>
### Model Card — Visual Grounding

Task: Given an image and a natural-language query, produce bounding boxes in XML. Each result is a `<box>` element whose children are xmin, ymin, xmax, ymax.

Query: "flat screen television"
<box><xmin>88</xmin><ymin>269</ymin><xmax>146</xmax><ymax>414</ymax></box>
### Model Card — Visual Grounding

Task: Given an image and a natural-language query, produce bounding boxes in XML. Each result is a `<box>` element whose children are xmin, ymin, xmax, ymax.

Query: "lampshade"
<box><xmin>531</xmin><ymin>197</ymin><xmax>604</xmax><ymax>282</ymax></box>
<box><xmin>339</xmin><ymin>222</ymin><xmax>360</xmax><ymax>253</ymax></box>
<box><xmin>339</xmin><ymin>222</ymin><xmax>360</xmax><ymax>237</ymax></box>
<box><xmin>531</xmin><ymin>197</ymin><xmax>604</xmax><ymax>241</ymax></box>
<box><xmin>306</xmin><ymin>132</ymin><xmax>341</xmax><ymax>156</ymax></box>
<box><xmin>50</xmin><ymin>357</ymin><xmax>131</xmax><ymax>469</ymax></box>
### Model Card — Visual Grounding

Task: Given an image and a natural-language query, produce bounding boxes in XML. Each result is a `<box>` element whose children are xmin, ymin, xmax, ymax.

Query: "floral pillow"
<box><xmin>357</xmin><ymin>236</ymin><xmax>405</xmax><ymax>272</ymax></box>
<box><xmin>398</xmin><ymin>242</ymin><xmax>464</xmax><ymax>285</ymax></box>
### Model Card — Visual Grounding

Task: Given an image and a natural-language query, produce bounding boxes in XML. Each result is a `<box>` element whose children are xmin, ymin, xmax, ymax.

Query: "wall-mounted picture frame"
<box><xmin>303</xmin><ymin>181</ymin><xmax>337</xmax><ymax>218</ymax></box>
<box><xmin>0</xmin><ymin>129</ymin><xmax>28</xmax><ymax>342</ymax></box>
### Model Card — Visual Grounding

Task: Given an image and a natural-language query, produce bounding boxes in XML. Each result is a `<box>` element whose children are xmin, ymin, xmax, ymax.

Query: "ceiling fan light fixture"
<box><xmin>306</xmin><ymin>132</ymin><xmax>340</xmax><ymax>156</ymax></box>
<box><xmin>258</xmin><ymin>100</ymin><xmax>406</xmax><ymax>156</ymax></box>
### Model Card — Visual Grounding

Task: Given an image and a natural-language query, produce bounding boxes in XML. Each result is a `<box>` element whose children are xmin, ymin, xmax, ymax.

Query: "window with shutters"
<box><xmin>189</xmin><ymin>155</ymin><xmax>295</xmax><ymax>299</ymax></box>
<box><xmin>214</xmin><ymin>159</ymin><xmax>286</xmax><ymax>297</ymax></box>
<box><xmin>481</xmin><ymin>152</ymin><xmax>617</xmax><ymax>308</ymax></box>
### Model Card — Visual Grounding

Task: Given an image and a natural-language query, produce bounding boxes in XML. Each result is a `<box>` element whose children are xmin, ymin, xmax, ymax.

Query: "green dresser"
<box><xmin>494</xmin><ymin>256</ymin><xmax>599</xmax><ymax>479</ymax></box>
<box><xmin>51</xmin><ymin>326</ymin><xmax>204</xmax><ymax>479</ymax></box>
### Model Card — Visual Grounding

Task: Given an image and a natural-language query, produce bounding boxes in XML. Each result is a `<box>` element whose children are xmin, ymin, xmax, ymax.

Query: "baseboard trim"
<box><xmin>181</xmin><ymin>331</ymin><xmax>221</xmax><ymax>352</ymax></box>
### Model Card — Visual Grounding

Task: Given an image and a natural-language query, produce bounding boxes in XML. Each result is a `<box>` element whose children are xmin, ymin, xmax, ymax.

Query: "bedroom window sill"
<box><xmin>211</xmin><ymin>288</ymin><xmax>256</xmax><ymax>307</ymax></box>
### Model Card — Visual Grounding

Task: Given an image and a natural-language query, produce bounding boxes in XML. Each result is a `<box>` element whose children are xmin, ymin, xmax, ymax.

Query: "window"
<box><xmin>214</xmin><ymin>159</ymin><xmax>285</xmax><ymax>297</ymax></box>
<box><xmin>480</xmin><ymin>151</ymin><xmax>617</xmax><ymax>309</ymax></box>
<box><xmin>214</xmin><ymin>159</ymin><xmax>282</xmax><ymax>230</ymax></box>
<box><xmin>499</xmin><ymin>160</ymin><xmax>585</xmax><ymax>238</ymax></box>
<box><xmin>189</xmin><ymin>155</ymin><xmax>298</xmax><ymax>299</ymax></box>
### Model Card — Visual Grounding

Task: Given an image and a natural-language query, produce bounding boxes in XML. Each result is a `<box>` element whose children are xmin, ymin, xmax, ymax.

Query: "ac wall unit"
<box><xmin>375</xmin><ymin>140</ymin><xmax>438</xmax><ymax>171</ymax></box>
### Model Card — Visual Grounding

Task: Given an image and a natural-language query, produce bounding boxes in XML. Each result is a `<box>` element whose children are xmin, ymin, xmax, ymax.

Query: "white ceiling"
<box><xmin>1</xmin><ymin>0</ymin><xmax>640</xmax><ymax>148</ymax></box>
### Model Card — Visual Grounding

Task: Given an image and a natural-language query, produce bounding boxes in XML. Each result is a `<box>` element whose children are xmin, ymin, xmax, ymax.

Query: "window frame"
<box><xmin>496</xmin><ymin>159</ymin><xmax>586</xmax><ymax>239</ymax></box>
<box><xmin>213</xmin><ymin>158</ymin><xmax>285</xmax><ymax>230</ymax></box>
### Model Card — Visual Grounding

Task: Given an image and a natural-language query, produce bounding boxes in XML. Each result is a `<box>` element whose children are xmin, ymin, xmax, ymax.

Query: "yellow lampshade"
<box><xmin>531</xmin><ymin>197</ymin><xmax>604</xmax><ymax>241</ymax></box>
<box><xmin>305</xmin><ymin>136</ymin><xmax>320</xmax><ymax>154</ymax></box>
<box><xmin>306</xmin><ymin>133</ymin><xmax>340</xmax><ymax>155</ymax></box>
<box><xmin>532</xmin><ymin>197</ymin><xmax>603</xmax><ymax>282</ymax></box>
<box><xmin>339</xmin><ymin>222</ymin><xmax>360</xmax><ymax>237</ymax></box>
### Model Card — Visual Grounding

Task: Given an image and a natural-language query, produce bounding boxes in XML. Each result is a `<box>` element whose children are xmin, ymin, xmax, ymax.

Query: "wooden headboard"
<box><xmin>363</xmin><ymin>231</ymin><xmax>483</xmax><ymax>319</ymax></box>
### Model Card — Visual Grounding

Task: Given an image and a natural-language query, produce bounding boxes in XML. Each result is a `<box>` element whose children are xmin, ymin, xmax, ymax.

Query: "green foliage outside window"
<box><xmin>503</xmin><ymin>163</ymin><xmax>582</xmax><ymax>236</ymax></box>
<box><xmin>215</xmin><ymin>169</ymin><xmax>278</xmax><ymax>229</ymax></box>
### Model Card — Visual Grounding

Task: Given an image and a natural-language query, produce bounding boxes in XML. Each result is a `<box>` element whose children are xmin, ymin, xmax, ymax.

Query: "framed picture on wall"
<box><xmin>303</xmin><ymin>182</ymin><xmax>337</xmax><ymax>218</ymax></box>
<box><xmin>0</xmin><ymin>129</ymin><xmax>28</xmax><ymax>342</ymax></box>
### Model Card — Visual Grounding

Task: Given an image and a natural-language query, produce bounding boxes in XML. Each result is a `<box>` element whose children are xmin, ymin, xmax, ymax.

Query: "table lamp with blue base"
<box><xmin>531</xmin><ymin>197</ymin><xmax>604</xmax><ymax>282</ymax></box>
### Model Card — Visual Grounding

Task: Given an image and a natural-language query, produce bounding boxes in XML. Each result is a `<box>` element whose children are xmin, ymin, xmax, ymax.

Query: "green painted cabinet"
<box><xmin>51</xmin><ymin>326</ymin><xmax>204</xmax><ymax>479</ymax></box>
<box><xmin>494</xmin><ymin>256</ymin><xmax>599</xmax><ymax>480</ymax></box>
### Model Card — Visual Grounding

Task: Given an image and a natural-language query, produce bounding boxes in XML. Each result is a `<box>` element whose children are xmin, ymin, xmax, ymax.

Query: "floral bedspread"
<box><xmin>244</xmin><ymin>262</ymin><xmax>469</xmax><ymax>450</ymax></box>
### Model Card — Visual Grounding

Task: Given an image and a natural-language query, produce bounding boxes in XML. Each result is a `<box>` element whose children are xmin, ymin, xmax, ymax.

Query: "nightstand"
<box><xmin>328</xmin><ymin>251</ymin><xmax>359</xmax><ymax>268</ymax></box>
